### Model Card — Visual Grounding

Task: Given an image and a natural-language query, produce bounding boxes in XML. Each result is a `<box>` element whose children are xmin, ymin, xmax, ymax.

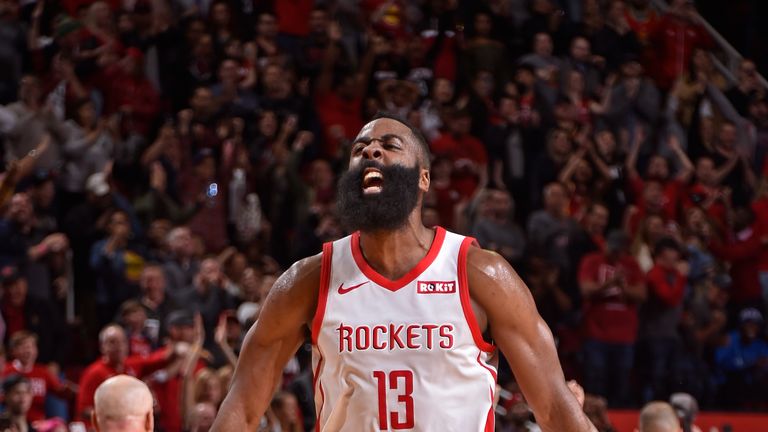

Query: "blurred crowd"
<box><xmin>0</xmin><ymin>0</ymin><xmax>767</xmax><ymax>430</ymax></box>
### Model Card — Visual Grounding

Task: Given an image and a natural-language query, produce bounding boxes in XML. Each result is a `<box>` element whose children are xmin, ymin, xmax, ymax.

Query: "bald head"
<box><xmin>638</xmin><ymin>402</ymin><xmax>681</xmax><ymax>432</ymax></box>
<box><xmin>93</xmin><ymin>375</ymin><xmax>154</xmax><ymax>432</ymax></box>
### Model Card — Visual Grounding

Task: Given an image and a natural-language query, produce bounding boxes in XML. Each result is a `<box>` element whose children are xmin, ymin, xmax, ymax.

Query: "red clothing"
<box><xmin>422</xmin><ymin>32</ymin><xmax>458</xmax><ymax>82</ymax></box>
<box><xmin>430</xmin><ymin>133</ymin><xmax>488</xmax><ymax>197</ymax></box>
<box><xmin>629</xmin><ymin>176</ymin><xmax>683</xmax><ymax>221</ymax></box>
<box><xmin>649</xmin><ymin>13</ymin><xmax>713</xmax><ymax>90</ymax></box>
<box><xmin>431</xmin><ymin>181</ymin><xmax>462</xmax><ymax>229</ymax></box>
<box><xmin>128</xmin><ymin>332</ymin><xmax>153</xmax><ymax>358</ymax></box>
<box><xmin>152</xmin><ymin>360</ymin><xmax>206</xmax><ymax>432</ymax></box>
<box><xmin>591</xmin><ymin>234</ymin><xmax>606</xmax><ymax>252</ymax></box>
<box><xmin>76</xmin><ymin>349</ymin><xmax>169</xmax><ymax>426</ymax></box>
<box><xmin>1</xmin><ymin>304</ymin><xmax>24</xmax><ymax>339</ymax></box>
<box><xmin>314</xmin><ymin>92</ymin><xmax>363</xmax><ymax>157</ymax></box>
<box><xmin>275</xmin><ymin>0</ymin><xmax>313</xmax><ymax>36</ymax></box>
<box><xmin>178</xmin><ymin>174</ymin><xmax>229</xmax><ymax>253</ymax></box>
<box><xmin>362</xmin><ymin>0</ymin><xmax>407</xmax><ymax>38</ymax></box>
<box><xmin>625</xmin><ymin>9</ymin><xmax>659</xmax><ymax>45</ymax></box>
<box><xmin>99</xmin><ymin>65</ymin><xmax>160</xmax><ymax>136</ymax></box>
<box><xmin>579</xmin><ymin>253</ymin><xmax>645</xmax><ymax>344</ymax></box>
<box><xmin>752</xmin><ymin>197</ymin><xmax>768</xmax><ymax>271</ymax></box>
<box><xmin>62</xmin><ymin>0</ymin><xmax>120</xmax><ymax>14</ymax></box>
<box><xmin>3</xmin><ymin>362</ymin><xmax>65</xmax><ymax>422</ymax></box>
<box><xmin>708</xmin><ymin>226</ymin><xmax>764</xmax><ymax>303</ymax></box>
<box><xmin>569</xmin><ymin>192</ymin><xmax>590</xmax><ymax>222</ymax></box>
<box><xmin>684</xmin><ymin>184</ymin><xmax>727</xmax><ymax>231</ymax></box>
<box><xmin>646</xmin><ymin>265</ymin><xmax>687</xmax><ymax>307</ymax></box>
<box><xmin>625</xmin><ymin>205</ymin><xmax>669</xmax><ymax>239</ymax></box>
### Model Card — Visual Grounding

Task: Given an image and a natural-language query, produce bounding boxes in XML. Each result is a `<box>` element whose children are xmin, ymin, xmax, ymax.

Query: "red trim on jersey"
<box><xmin>311</xmin><ymin>242</ymin><xmax>333</xmax><ymax>344</ymax></box>
<box><xmin>476</xmin><ymin>350</ymin><xmax>498</xmax><ymax>432</ymax></box>
<box><xmin>484</xmin><ymin>386</ymin><xmax>495</xmax><ymax>432</ymax></box>
<box><xmin>475</xmin><ymin>352</ymin><xmax>498</xmax><ymax>381</ymax></box>
<box><xmin>350</xmin><ymin>226</ymin><xmax>446</xmax><ymax>292</ymax></box>
<box><xmin>312</xmin><ymin>353</ymin><xmax>325</xmax><ymax>432</ymax></box>
<box><xmin>458</xmin><ymin>237</ymin><xmax>496</xmax><ymax>353</ymax></box>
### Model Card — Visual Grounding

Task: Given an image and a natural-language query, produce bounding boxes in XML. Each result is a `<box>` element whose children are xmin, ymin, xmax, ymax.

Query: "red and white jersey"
<box><xmin>312</xmin><ymin>227</ymin><xmax>498</xmax><ymax>432</ymax></box>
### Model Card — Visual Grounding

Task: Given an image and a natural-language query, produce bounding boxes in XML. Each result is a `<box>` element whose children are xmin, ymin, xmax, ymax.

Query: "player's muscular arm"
<box><xmin>211</xmin><ymin>254</ymin><xmax>321</xmax><ymax>431</ymax></box>
<box><xmin>466</xmin><ymin>247</ymin><xmax>596</xmax><ymax>432</ymax></box>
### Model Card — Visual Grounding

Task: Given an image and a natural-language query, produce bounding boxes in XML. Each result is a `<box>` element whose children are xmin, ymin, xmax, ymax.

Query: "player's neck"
<box><xmin>358</xmin><ymin>220</ymin><xmax>435</xmax><ymax>281</ymax></box>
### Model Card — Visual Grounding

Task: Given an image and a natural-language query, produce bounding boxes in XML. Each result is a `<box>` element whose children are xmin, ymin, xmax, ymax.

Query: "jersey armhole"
<box><xmin>458</xmin><ymin>237</ymin><xmax>496</xmax><ymax>353</ymax></box>
<box><xmin>311</xmin><ymin>242</ymin><xmax>333</xmax><ymax>345</ymax></box>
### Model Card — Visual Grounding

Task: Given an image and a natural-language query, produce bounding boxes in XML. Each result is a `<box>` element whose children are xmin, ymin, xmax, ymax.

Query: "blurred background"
<box><xmin>0</xmin><ymin>0</ymin><xmax>767</xmax><ymax>431</ymax></box>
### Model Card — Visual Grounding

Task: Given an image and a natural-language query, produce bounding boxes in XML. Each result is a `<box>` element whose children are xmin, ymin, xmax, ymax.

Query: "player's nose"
<box><xmin>361</xmin><ymin>143</ymin><xmax>383</xmax><ymax>161</ymax></box>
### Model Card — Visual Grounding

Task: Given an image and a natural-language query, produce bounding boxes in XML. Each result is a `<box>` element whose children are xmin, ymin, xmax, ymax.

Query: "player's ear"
<box><xmin>419</xmin><ymin>167</ymin><xmax>430</xmax><ymax>192</ymax></box>
<box><xmin>91</xmin><ymin>412</ymin><xmax>100</xmax><ymax>432</ymax></box>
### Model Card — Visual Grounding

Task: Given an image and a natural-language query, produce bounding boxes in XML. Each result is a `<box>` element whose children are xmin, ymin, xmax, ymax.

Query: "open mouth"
<box><xmin>362</xmin><ymin>167</ymin><xmax>383</xmax><ymax>194</ymax></box>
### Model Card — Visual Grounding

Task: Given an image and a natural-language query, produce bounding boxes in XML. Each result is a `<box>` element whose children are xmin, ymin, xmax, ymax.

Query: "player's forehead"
<box><xmin>356</xmin><ymin>118</ymin><xmax>413</xmax><ymax>146</ymax></box>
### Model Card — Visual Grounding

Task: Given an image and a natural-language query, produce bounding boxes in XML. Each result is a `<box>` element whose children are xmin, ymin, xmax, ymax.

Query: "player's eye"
<box><xmin>382</xmin><ymin>138</ymin><xmax>399</xmax><ymax>149</ymax></box>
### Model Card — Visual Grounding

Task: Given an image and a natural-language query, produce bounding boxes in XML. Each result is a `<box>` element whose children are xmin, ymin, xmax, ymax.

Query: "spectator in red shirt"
<box><xmin>426</xmin><ymin>156</ymin><xmax>462</xmax><ymax>230</ymax></box>
<box><xmin>582</xmin><ymin>203</ymin><xmax>610</xmax><ymax>252</ymax></box>
<box><xmin>430</xmin><ymin>107</ymin><xmax>488</xmax><ymax>198</ymax></box>
<box><xmin>649</xmin><ymin>0</ymin><xmax>713</xmax><ymax>90</ymax></box>
<box><xmin>752</xmin><ymin>196</ymin><xmax>768</xmax><ymax>304</ymax></box>
<box><xmin>275</xmin><ymin>0</ymin><xmax>313</xmax><ymax>38</ymax></box>
<box><xmin>3</xmin><ymin>331</ymin><xmax>74</xmax><ymax>423</ymax></box>
<box><xmin>707</xmin><ymin>207</ymin><xmax>767</xmax><ymax>318</ymax></box>
<box><xmin>639</xmin><ymin>238</ymin><xmax>689</xmax><ymax>402</ymax></box>
<box><xmin>624</xmin><ymin>180</ymin><xmax>669</xmax><ymax>239</ymax></box>
<box><xmin>626</xmin><ymin>0</ymin><xmax>659</xmax><ymax>45</ymax></box>
<box><xmin>118</xmin><ymin>300</ymin><xmax>154</xmax><ymax>357</ymax></box>
<box><xmin>685</xmin><ymin>156</ymin><xmax>734</xmax><ymax>232</ymax></box>
<box><xmin>626</xmin><ymin>132</ymin><xmax>694</xmax><ymax>223</ymax></box>
<box><xmin>76</xmin><ymin>324</ymin><xmax>174</xmax><ymax>427</ymax></box>
<box><xmin>100</xmin><ymin>47</ymin><xmax>160</xmax><ymax>136</ymax></box>
<box><xmin>178</xmin><ymin>149</ymin><xmax>229</xmax><ymax>253</ymax></box>
<box><xmin>565</xmin><ymin>203</ymin><xmax>612</xmax><ymax>310</ymax></box>
<box><xmin>151</xmin><ymin>310</ymin><xmax>208</xmax><ymax>432</ymax></box>
<box><xmin>625</xmin><ymin>0</ymin><xmax>660</xmax><ymax>71</ymax></box>
<box><xmin>579</xmin><ymin>230</ymin><xmax>647</xmax><ymax>406</ymax></box>
<box><xmin>314</xmin><ymin>23</ymin><xmax>372</xmax><ymax>160</ymax></box>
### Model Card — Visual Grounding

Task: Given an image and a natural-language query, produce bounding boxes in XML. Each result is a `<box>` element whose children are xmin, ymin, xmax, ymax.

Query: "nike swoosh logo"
<box><xmin>338</xmin><ymin>281</ymin><xmax>369</xmax><ymax>295</ymax></box>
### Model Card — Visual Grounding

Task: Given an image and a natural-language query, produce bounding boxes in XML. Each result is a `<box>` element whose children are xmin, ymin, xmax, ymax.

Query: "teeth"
<box><xmin>363</xmin><ymin>169</ymin><xmax>383</xmax><ymax>189</ymax></box>
<box><xmin>364</xmin><ymin>171</ymin><xmax>383</xmax><ymax>182</ymax></box>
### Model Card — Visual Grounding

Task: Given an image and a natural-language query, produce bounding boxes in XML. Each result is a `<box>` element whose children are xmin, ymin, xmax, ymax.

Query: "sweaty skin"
<box><xmin>211</xmin><ymin>118</ymin><xmax>596</xmax><ymax>432</ymax></box>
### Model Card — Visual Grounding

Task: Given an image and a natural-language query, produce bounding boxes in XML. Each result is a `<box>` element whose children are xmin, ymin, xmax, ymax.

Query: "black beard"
<box><xmin>336</xmin><ymin>160</ymin><xmax>421</xmax><ymax>232</ymax></box>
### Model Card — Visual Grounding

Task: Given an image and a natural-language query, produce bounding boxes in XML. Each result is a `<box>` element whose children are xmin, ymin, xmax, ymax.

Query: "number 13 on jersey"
<box><xmin>373</xmin><ymin>370</ymin><xmax>414</xmax><ymax>430</ymax></box>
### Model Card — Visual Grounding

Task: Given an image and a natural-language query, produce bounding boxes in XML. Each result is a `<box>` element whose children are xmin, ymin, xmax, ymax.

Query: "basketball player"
<box><xmin>92</xmin><ymin>375</ymin><xmax>154</xmax><ymax>432</ymax></box>
<box><xmin>212</xmin><ymin>116</ymin><xmax>595</xmax><ymax>431</ymax></box>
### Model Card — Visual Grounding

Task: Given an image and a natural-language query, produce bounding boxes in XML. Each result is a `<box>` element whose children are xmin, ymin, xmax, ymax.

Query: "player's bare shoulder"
<box><xmin>463</xmin><ymin>243</ymin><xmax>533</xmax><ymax>322</ymax></box>
<box><xmin>257</xmin><ymin>252</ymin><xmax>324</xmax><ymax>332</ymax></box>
<box><xmin>465</xmin><ymin>244</ymin><xmax>525</xmax><ymax>294</ymax></box>
<box><xmin>270</xmin><ymin>253</ymin><xmax>323</xmax><ymax>299</ymax></box>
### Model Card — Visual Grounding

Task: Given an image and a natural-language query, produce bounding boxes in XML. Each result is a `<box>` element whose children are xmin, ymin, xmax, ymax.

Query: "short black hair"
<box><xmin>3</xmin><ymin>374</ymin><xmax>28</xmax><ymax>394</ymax></box>
<box><xmin>370</xmin><ymin>112</ymin><xmax>431</xmax><ymax>168</ymax></box>
<box><xmin>653</xmin><ymin>237</ymin><xmax>681</xmax><ymax>258</ymax></box>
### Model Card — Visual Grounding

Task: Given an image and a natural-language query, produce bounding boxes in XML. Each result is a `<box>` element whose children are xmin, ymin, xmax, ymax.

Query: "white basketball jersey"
<box><xmin>311</xmin><ymin>227</ymin><xmax>498</xmax><ymax>432</ymax></box>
